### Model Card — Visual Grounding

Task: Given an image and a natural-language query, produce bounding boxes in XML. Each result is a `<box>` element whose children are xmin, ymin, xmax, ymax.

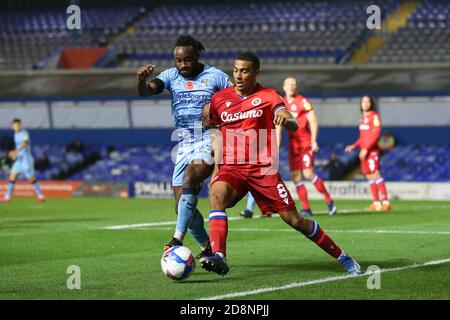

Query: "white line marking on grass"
<box><xmin>329</xmin><ymin>229</ymin><xmax>450</xmax><ymax>235</ymax></box>
<box><xmin>103</xmin><ymin>204</ymin><xmax>450</xmax><ymax>230</ymax></box>
<box><xmin>197</xmin><ymin>258</ymin><xmax>450</xmax><ymax>300</ymax></box>
<box><xmin>104</xmin><ymin>216</ymin><xmax>243</xmax><ymax>230</ymax></box>
<box><xmin>102</xmin><ymin>208</ymin><xmax>373</xmax><ymax>230</ymax></box>
<box><xmin>134</xmin><ymin>226</ymin><xmax>450</xmax><ymax>236</ymax></box>
<box><xmin>229</xmin><ymin>228</ymin><xmax>450</xmax><ymax>236</ymax></box>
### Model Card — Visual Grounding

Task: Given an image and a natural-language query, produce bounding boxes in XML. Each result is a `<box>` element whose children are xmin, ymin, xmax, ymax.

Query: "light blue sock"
<box><xmin>32</xmin><ymin>180</ymin><xmax>43</xmax><ymax>197</ymax></box>
<box><xmin>6</xmin><ymin>181</ymin><xmax>15</xmax><ymax>198</ymax></box>
<box><xmin>175</xmin><ymin>188</ymin><xmax>198</xmax><ymax>241</ymax></box>
<box><xmin>188</xmin><ymin>209</ymin><xmax>210</xmax><ymax>249</ymax></box>
<box><xmin>246</xmin><ymin>192</ymin><xmax>256</xmax><ymax>212</ymax></box>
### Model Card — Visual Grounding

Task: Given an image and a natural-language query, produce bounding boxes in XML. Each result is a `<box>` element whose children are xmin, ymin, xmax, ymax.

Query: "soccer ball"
<box><xmin>161</xmin><ymin>246</ymin><xmax>195</xmax><ymax>281</ymax></box>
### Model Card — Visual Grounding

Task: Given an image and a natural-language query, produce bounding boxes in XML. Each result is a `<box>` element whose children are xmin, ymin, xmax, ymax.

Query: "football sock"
<box><xmin>295</xmin><ymin>182</ymin><xmax>310</xmax><ymax>210</ymax></box>
<box><xmin>301</xmin><ymin>220</ymin><xmax>343</xmax><ymax>258</ymax></box>
<box><xmin>31</xmin><ymin>180</ymin><xmax>43</xmax><ymax>197</ymax></box>
<box><xmin>208</xmin><ymin>210</ymin><xmax>228</xmax><ymax>255</ymax></box>
<box><xmin>6</xmin><ymin>180</ymin><xmax>15</xmax><ymax>198</ymax></box>
<box><xmin>246</xmin><ymin>192</ymin><xmax>256</xmax><ymax>212</ymax></box>
<box><xmin>368</xmin><ymin>180</ymin><xmax>380</xmax><ymax>202</ymax></box>
<box><xmin>188</xmin><ymin>209</ymin><xmax>210</xmax><ymax>250</ymax></box>
<box><xmin>312</xmin><ymin>175</ymin><xmax>333</xmax><ymax>203</ymax></box>
<box><xmin>174</xmin><ymin>188</ymin><xmax>198</xmax><ymax>242</ymax></box>
<box><xmin>376</xmin><ymin>178</ymin><xmax>389</xmax><ymax>202</ymax></box>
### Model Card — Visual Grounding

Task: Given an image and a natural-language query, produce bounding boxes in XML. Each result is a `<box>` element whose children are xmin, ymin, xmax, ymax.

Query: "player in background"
<box><xmin>1</xmin><ymin>119</ymin><xmax>45</xmax><ymax>203</ymax></box>
<box><xmin>345</xmin><ymin>95</ymin><xmax>390</xmax><ymax>211</ymax></box>
<box><xmin>283</xmin><ymin>77</ymin><xmax>336</xmax><ymax>217</ymax></box>
<box><xmin>136</xmin><ymin>35</ymin><xmax>230</xmax><ymax>258</ymax></box>
<box><xmin>239</xmin><ymin>192</ymin><xmax>258</xmax><ymax>218</ymax></box>
<box><xmin>201</xmin><ymin>52</ymin><xmax>362</xmax><ymax>276</ymax></box>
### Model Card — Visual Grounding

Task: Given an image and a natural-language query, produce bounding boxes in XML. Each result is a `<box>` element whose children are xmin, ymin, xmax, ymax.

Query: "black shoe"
<box><xmin>199</xmin><ymin>253</ymin><xmax>230</xmax><ymax>276</ymax></box>
<box><xmin>300</xmin><ymin>209</ymin><xmax>313</xmax><ymax>217</ymax></box>
<box><xmin>259</xmin><ymin>213</ymin><xmax>272</xmax><ymax>218</ymax></box>
<box><xmin>163</xmin><ymin>237</ymin><xmax>183</xmax><ymax>251</ymax></box>
<box><xmin>196</xmin><ymin>242</ymin><xmax>213</xmax><ymax>260</ymax></box>
<box><xmin>240</xmin><ymin>209</ymin><xmax>253</xmax><ymax>218</ymax></box>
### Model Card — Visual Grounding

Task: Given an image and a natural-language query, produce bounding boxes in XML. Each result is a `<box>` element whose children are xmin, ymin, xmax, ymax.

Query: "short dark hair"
<box><xmin>174</xmin><ymin>35</ymin><xmax>205</xmax><ymax>55</ymax></box>
<box><xmin>235</xmin><ymin>51</ymin><xmax>260</xmax><ymax>71</ymax></box>
<box><xmin>360</xmin><ymin>95</ymin><xmax>377</xmax><ymax>113</ymax></box>
<box><xmin>12</xmin><ymin>118</ymin><xmax>21</xmax><ymax>124</ymax></box>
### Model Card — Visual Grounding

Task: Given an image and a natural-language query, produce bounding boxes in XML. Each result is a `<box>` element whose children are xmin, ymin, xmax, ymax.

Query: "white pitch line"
<box><xmin>104</xmin><ymin>216</ymin><xmax>243</xmax><ymax>230</ymax></box>
<box><xmin>328</xmin><ymin>229</ymin><xmax>450</xmax><ymax>235</ymax></box>
<box><xmin>102</xmin><ymin>208</ymin><xmax>369</xmax><ymax>230</ymax></box>
<box><xmin>103</xmin><ymin>205</ymin><xmax>450</xmax><ymax>230</ymax></box>
<box><xmin>197</xmin><ymin>258</ymin><xmax>450</xmax><ymax>300</ymax></box>
<box><xmin>131</xmin><ymin>226</ymin><xmax>450</xmax><ymax>236</ymax></box>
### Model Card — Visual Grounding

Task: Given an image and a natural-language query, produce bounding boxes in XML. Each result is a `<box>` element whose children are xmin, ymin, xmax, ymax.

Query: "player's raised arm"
<box><xmin>136</xmin><ymin>64</ymin><xmax>165</xmax><ymax>97</ymax></box>
<box><xmin>274</xmin><ymin>108</ymin><xmax>298</xmax><ymax>131</ymax></box>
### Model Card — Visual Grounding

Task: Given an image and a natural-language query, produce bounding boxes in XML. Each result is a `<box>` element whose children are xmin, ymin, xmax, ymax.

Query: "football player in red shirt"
<box><xmin>283</xmin><ymin>77</ymin><xmax>336</xmax><ymax>217</ymax></box>
<box><xmin>345</xmin><ymin>95</ymin><xmax>390</xmax><ymax>211</ymax></box>
<box><xmin>200</xmin><ymin>52</ymin><xmax>362</xmax><ymax>276</ymax></box>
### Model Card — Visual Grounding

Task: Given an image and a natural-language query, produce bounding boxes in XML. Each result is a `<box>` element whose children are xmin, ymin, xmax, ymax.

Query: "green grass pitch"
<box><xmin>0</xmin><ymin>198</ymin><xmax>449</xmax><ymax>300</ymax></box>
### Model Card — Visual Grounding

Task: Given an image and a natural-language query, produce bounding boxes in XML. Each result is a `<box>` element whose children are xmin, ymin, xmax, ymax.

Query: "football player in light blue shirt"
<box><xmin>2</xmin><ymin>119</ymin><xmax>44</xmax><ymax>202</ymax></box>
<box><xmin>136</xmin><ymin>35</ymin><xmax>231</xmax><ymax>258</ymax></box>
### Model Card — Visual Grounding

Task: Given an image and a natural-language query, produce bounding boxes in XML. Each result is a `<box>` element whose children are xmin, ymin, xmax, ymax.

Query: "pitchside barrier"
<box><xmin>285</xmin><ymin>181</ymin><xmax>450</xmax><ymax>201</ymax></box>
<box><xmin>2</xmin><ymin>180</ymin><xmax>449</xmax><ymax>201</ymax></box>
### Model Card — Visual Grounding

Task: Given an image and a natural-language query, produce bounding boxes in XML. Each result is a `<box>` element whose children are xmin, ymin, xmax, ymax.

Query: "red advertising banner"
<box><xmin>0</xmin><ymin>181</ymin><xmax>82</xmax><ymax>198</ymax></box>
<box><xmin>59</xmin><ymin>48</ymin><xmax>108</xmax><ymax>69</ymax></box>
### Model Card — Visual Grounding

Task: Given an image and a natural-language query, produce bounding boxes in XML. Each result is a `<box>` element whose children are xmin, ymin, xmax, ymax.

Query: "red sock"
<box><xmin>208</xmin><ymin>210</ymin><xmax>228</xmax><ymax>255</ymax></box>
<box><xmin>369</xmin><ymin>180</ymin><xmax>380</xmax><ymax>202</ymax></box>
<box><xmin>303</xmin><ymin>221</ymin><xmax>342</xmax><ymax>258</ymax></box>
<box><xmin>376</xmin><ymin>178</ymin><xmax>388</xmax><ymax>201</ymax></box>
<box><xmin>295</xmin><ymin>182</ymin><xmax>310</xmax><ymax>210</ymax></box>
<box><xmin>312</xmin><ymin>175</ymin><xmax>333</xmax><ymax>203</ymax></box>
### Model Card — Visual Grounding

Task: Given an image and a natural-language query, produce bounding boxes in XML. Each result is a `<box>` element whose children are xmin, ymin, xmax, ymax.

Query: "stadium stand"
<box><xmin>0</xmin><ymin>0</ymin><xmax>414</xmax><ymax>70</ymax></box>
<box><xmin>372</xmin><ymin>0</ymin><xmax>450</xmax><ymax>63</ymax></box>
<box><xmin>2</xmin><ymin>0</ymin><xmax>450</xmax><ymax>69</ymax></box>
<box><xmin>50</xmin><ymin>144</ymin><xmax>360</xmax><ymax>183</ymax></box>
<box><xmin>115</xmin><ymin>0</ymin><xmax>397</xmax><ymax>68</ymax></box>
<box><xmin>4</xmin><ymin>142</ymin><xmax>447</xmax><ymax>183</ymax></box>
<box><xmin>0</xmin><ymin>144</ymin><xmax>100</xmax><ymax>180</ymax></box>
<box><xmin>0</xmin><ymin>0</ymin><xmax>449</xmax><ymax>185</ymax></box>
<box><xmin>0</xmin><ymin>4</ymin><xmax>144</xmax><ymax>70</ymax></box>
<box><xmin>379</xmin><ymin>144</ymin><xmax>450</xmax><ymax>181</ymax></box>
<box><xmin>70</xmin><ymin>145</ymin><xmax>175</xmax><ymax>183</ymax></box>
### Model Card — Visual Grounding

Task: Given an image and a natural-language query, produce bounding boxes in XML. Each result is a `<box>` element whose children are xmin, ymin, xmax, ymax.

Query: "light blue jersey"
<box><xmin>157</xmin><ymin>64</ymin><xmax>230</xmax><ymax>140</ymax></box>
<box><xmin>11</xmin><ymin>129</ymin><xmax>35</xmax><ymax>178</ymax></box>
<box><xmin>14</xmin><ymin>129</ymin><xmax>32</xmax><ymax>160</ymax></box>
<box><xmin>156</xmin><ymin>64</ymin><xmax>230</xmax><ymax>187</ymax></box>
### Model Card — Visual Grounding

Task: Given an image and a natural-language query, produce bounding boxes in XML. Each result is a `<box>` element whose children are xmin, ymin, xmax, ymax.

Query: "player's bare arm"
<box><xmin>306</xmin><ymin>109</ymin><xmax>319</xmax><ymax>152</ymax></box>
<box><xmin>359</xmin><ymin>148</ymin><xmax>368</xmax><ymax>159</ymax></box>
<box><xmin>136</xmin><ymin>64</ymin><xmax>164</xmax><ymax>96</ymax></box>
<box><xmin>345</xmin><ymin>145</ymin><xmax>355</xmax><ymax>152</ymax></box>
<box><xmin>274</xmin><ymin>108</ymin><xmax>298</xmax><ymax>131</ymax></box>
<box><xmin>275</xmin><ymin>125</ymin><xmax>282</xmax><ymax>148</ymax></box>
<box><xmin>210</xmin><ymin>129</ymin><xmax>220</xmax><ymax>187</ymax></box>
